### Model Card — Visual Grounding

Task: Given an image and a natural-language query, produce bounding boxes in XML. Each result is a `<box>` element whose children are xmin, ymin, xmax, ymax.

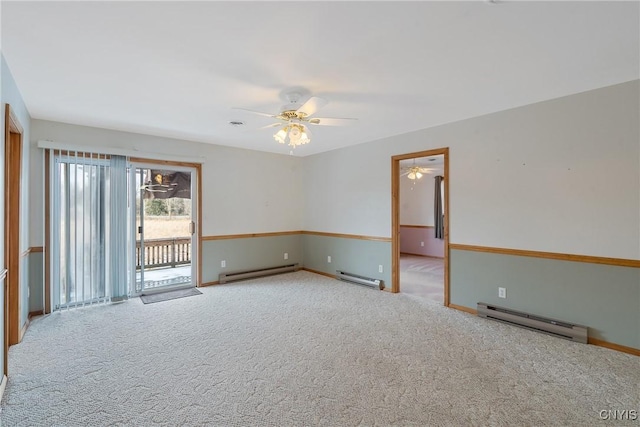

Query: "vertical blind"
<box><xmin>50</xmin><ymin>150</ymin><xmax>131</xmax><ymax>309</ymax></box>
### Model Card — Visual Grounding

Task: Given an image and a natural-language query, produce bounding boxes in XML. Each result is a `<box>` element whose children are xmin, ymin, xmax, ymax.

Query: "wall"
<box><xmin>1</xmin><ymin>53</ymin><xmax>32</xmax><ymax>378</ymax></box>
<box><xmin>0</xmin><ymin>53</ymin><xmax>5</xmax><ymax>384</ymax></box>
<box><xmin>450</xmin><ymin>249</ymin><xmax>640</xmax><ymax>347</ymax></box>
<box><xmin>30</xmin><ymin>120</ymin><xmax>304</xmax><ymax>303</ymax></box>
<box><xmin>302</xmin><ymin>233</ymin><xmax>391</xmax><ymax>287</ymax></box>
<box><xmin>399</xmin><ymin>226</ymin><xmax>444</xmax><ymax>258</ymax></box>
<box><xmin>399</xmin><ymin>172</ymin><xmax>444</xmax><ymax>257</ymax></box>
<box><xmin>303</xmin><ymin>80</ymin><xmax>640</xmax><ymax>349</ymax></box>
<box><xmin>400</xmin><ymin>171</ymin><xmax>437</xmax><ymax>226</ymax></box>
<box><xmin>203</xmin><ymin>234</ymin><xmax>302</xmax><ymax>284</ymax></box>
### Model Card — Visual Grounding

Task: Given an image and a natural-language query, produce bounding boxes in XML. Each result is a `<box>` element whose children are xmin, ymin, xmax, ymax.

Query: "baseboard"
<box><xmin>448</xmin><ymin>303</ymin><xmax>639</xmax><ymax>357</ymax></box>
<box><xmin>588</xmin><ymin>337</ymin><xmax>640</xmax><ymax>357</ymax></box>
<box><xmin>29</xmin><ymin>310</ymin><xmax>44</xmax><ymax>319</ymax></box>
<box><xmin>199</xmin><ymin>280</ymin><xmax>220</xmax><ymax>287</ymax></box>
<box><xmin>0</xmin><ymin>375</ymin><xmax>7</xmax><ymax>402</ymax></box>
<box><xmin>448</xmin><ymin>303</ymin><xmax>477</xmax><ymax>315</ymax></box>
<box><xmin>400</xmin><ymin>252</ymin><xmax>444</xmax><ymax>259</ymax></box>
<box><xmin>301</xmin><ymin>267</ymin><xmax>334</xmax><ymax>279</ymax></box>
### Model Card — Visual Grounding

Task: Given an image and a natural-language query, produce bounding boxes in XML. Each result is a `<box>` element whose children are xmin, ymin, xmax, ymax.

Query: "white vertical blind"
<box><xmin>50</xmin><ymin>150</ymin><xmax>131</xmax><ymax>309</ymax></box>
<box><xmin>109</xmin><ymin>155</ymin><xmax>129</xmax><ymax>301</ymax></box>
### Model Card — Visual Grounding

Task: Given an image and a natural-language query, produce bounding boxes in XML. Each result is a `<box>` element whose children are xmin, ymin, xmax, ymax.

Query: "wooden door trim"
<box><xmin>4</xmin><ymin>104</ymin><xmax>24</xmax><ymax>377</ymax></box>
<box><xmin>391</xmin><ymin>148</ymin><xmax>450</xmax><ymax>306</ymax></box>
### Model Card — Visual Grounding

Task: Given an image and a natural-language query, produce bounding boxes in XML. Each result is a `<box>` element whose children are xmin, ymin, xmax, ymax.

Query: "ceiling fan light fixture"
<box><xmin>274</xmin><ymin>127</ymin><xmax>288</xmax><ymax>144</ymax></box>
<box><xmin>237</xmin><ymin>92</ymin><xmax>356</xmax><ymax>150</ymax></box>
<box><xmin>300</xmin><ymin>131</ymin><xmax>310</xmax><ymax>145</ymax></box>
<box><xmin>273</xmin><ymin>124</ymin><xmax>310</xmax><ymax>148</ymax></box>
<box><xmin>405</xmin><ymin>166</ymin><xmax>427</xmax><ymax>180</ymax></box>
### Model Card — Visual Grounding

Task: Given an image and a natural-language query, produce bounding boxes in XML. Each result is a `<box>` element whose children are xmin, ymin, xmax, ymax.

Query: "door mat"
<box><xmin>140</xmin><ymin>287</ymin><xmax>202</xmax><ymax>304</ymax></box>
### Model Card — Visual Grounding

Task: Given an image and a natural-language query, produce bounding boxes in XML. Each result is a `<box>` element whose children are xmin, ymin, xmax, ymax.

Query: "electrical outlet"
<box><xmin>378</xmin><ymin>265</ymin><xmax>383</xmax><ymax>273</ymax></box>
<box><xmin>498</xmin><ymin>287</ymin><xmax>506</xmax><ymax>298</ymax></box>
<box><xmin>327</xmin><ymin>256</ymin><xmax>332</xmax><ymax>263</ymax></box>
<box><xmin>284</xmin><ymin>253</ymin><xmax>288</xmax><ymax>260</ymax></box>
<box><xmin>221</xmin><ymin>260</ymin><xmax>226</xmax><ymax>268</ymax></box>
<box><xmin>420</xmin><ymin>241</ymin><xmax>425</xmax><ymax>247</ymax></box>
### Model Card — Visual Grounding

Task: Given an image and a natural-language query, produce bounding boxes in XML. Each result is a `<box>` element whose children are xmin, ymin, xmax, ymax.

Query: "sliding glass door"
<box><xmin>131</xmin><ymin>164</ymin><xmax>197</xmax><ymax>294</ymax></box>
<box><xmin>50</xmin><ymin>152</ymin><xmax>198</xmax><ymax>308</ymax></box>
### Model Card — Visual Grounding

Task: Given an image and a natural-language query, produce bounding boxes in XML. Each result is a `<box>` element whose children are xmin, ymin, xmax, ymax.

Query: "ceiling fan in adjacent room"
<box><xmin>401</xmin><ymin>160</ymin><xmax>438</xmax><ymax>180</ymax></box>
<box><xmin>234</xmin><ymin>89</ymin><xmax>357</xmax><ymax>148</ymax></box>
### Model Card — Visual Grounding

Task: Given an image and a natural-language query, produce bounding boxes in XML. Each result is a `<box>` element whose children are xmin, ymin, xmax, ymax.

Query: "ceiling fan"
<box><xmin>234</xmin><ymin>90</ymin><xmax>357</xmax><ymax>148</ymax></box>
<box><xmin>401</xmin><ymin>160</ymin><xmax>438</xmax><ymax>180</ymax></box>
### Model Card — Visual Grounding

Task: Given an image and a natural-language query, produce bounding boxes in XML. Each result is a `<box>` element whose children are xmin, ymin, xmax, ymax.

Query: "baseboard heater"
<box><xmin>336</xmin><ymin>270</ymin><xmax>385</xmax><ymax>291</ymax></box>
<box><xmin>219</xmin><ymin>263</ymin><xmax>299</xmax><ymax>284</ymax></box>
<box><xmin>477</xmin><ymin>302</ymin><xmax>588</xmax><ymax>344</ymax></box>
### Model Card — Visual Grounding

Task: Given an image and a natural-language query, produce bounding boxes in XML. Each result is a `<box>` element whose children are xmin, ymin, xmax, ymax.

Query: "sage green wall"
<box><xmin>28</xmin><ymin>252</ymin><xmax>44</xmax><ymax>313</ymax></box>
<box><xmin>201</xmin><ymin>235</ymin><xmax>303</xmax><ymax>284</ymax></box>
<box><xmin>449</xmin><ymin>249</ymin><xmax>640</xmax><ymax>349</ymax></box>
<box><xmin>302</xmin><ymin>235</ymin><xmax>391</xmax><ymax>289</ymax></box>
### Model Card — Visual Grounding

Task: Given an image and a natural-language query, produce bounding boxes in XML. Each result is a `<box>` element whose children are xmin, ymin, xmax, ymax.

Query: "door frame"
<box><xmin>391</xmin><ymin>147</ymin><xmax>450</xmax><ymax>305</ymax></box>
<box><xmin>129</xmin><ymin>158</ymin><xmax>202</xmax><ymax>293</ymax></box>
<box><xmin>4</xmin><ymin>104</ymin><xmax>24</xmax><ymax>375</ymax></box>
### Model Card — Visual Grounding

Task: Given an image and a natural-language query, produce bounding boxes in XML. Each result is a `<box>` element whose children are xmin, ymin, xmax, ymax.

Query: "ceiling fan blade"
<box><xmin>307</xmin><ymin>117</ymin><xmax>358</xmax><ymax>126</ymax></box>
<box><xmin>258</xmin><ymin>122</ymin><xmax>286</xmax><ymax>130</ymax></box>
<box><xmin>232</xmin><ymin>108</ymin><xmax>277</xmax><ymax>118</ymax></box>
<box><xmin>296</xmin><ymin>96</ymin><xmax>328</xmax><ymax>117</ymax></box>
<box><xmin>418</xmin><ymin>168</ymin><xmax>438</xmax><ymax>173</ymax></box>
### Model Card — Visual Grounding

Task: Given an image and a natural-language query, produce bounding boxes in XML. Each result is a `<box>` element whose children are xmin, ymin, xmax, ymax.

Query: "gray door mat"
<box><xmin>140</xmin><ymin>287</ymin><xmax>202</xmax><ymax>304</ymax></box>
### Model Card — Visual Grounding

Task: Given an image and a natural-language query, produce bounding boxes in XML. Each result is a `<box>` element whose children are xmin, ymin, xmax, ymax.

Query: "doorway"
<box><xmin>391</xmin><ymin>148</ymin><xmax>449</xmax><ymax>305</ymax></box>
<box><xmin>132</xmin><ymin>164</ymin><xmax>198</xmax><ymax>295</ymax></box>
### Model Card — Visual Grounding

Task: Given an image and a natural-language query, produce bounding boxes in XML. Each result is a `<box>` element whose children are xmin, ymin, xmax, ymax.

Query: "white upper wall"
<box><xmin>303</xmin><ymin>81</ymin><xmax>640</xmax><ymax>259</ymax></box>
<box><xmin>2</xmin><ymin>55</ymin><xmax>31</xmax><ymax>253</ymax></box>
<box><xmin>29</xmin><ymin>120</ymin><xmax>304</xmax><ymax>244</ymax></box>
<box><xmin>399</xmin><ymin>170</ymin><xmax>442</xmax><ymax>226</ymax></box>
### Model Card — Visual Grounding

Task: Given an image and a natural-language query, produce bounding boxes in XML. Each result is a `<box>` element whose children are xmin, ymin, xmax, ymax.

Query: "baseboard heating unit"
<box><xmin>477</xmin><ymin>302</ymin><xmax>588</xmax><ymax>344</ymax></box>
<box><xmin>336</xmin><ymin>270</ymin><xmax>385</xmax><ymax>290</ymax></box>
<box><xmin>219</xmin><ymin>263</ymin><xmax>299</xmax><ymax>284</ymax></box>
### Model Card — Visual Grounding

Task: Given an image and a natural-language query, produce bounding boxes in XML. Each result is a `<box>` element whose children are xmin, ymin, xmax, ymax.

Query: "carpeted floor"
<box><xmin>400</xmin><ymin>254</ymin><xmax>444</xmax><ymax>303</ymax></box>
<box><xmin>1</xmin><ymin>271</ymin><xmax>638</xmax><ymax>426</ymax></box>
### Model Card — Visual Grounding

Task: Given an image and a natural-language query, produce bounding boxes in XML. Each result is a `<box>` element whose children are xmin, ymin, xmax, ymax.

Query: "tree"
<box><xmin>145</xmin><ymin>199</ymin><xmax>168</xmax><ymax>216</ymax></box>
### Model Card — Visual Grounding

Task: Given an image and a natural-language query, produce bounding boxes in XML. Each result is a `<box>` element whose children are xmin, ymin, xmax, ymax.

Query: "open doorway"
<box><xmin>391</xmin><ymin>148</ymin><xmax>449</xmax><ymax>305</ymax></box>
<box><xmin>398</xmin><ymin>155</ymin><xmax>445</xmax><ymax>303</ymax></box>
<box><xmin>131</xmin><ymin>164</ymin><xmax>198</xmax><ymax>295</ymax></box>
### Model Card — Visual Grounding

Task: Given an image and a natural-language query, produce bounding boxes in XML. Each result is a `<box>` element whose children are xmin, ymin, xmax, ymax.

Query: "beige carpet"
<box><xmin>400</xmin><ymin>254</ymin><xmax>444</xmax><ymax>303</ymax></box>
<box><xmin>1</xmin><ymin>271</ymin><xmax>638</xmax><ymax>426</ymax></box>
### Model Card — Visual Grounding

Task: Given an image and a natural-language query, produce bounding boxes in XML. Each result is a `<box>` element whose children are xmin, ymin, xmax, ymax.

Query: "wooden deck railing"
<box><xmin>136</xmin><ymin>237</ymin><xmax>191</xmax><ymax>270</ymax></box>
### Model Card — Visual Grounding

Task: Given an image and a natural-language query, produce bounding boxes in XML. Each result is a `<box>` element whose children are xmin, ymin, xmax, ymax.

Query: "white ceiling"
<box><xmin>2</xmin><ymin>1</ymin><xmax>638</xmax><ymax>157</ymax></box>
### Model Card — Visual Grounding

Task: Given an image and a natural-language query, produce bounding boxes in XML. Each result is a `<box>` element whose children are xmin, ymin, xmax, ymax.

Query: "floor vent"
<box><xmin>219</xmin><ymin>263</ymin><xmax>299</xmax><ymax>284</ymax></box>
<box><xmin>336</xmin><ymin>270</ymin><xmax>385</xmax><ymax>290</ymax></box>
<box><xmin>477</xmin><ymin>302</ymin><xmax>587</xmax><ymax>343</ymax></box>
